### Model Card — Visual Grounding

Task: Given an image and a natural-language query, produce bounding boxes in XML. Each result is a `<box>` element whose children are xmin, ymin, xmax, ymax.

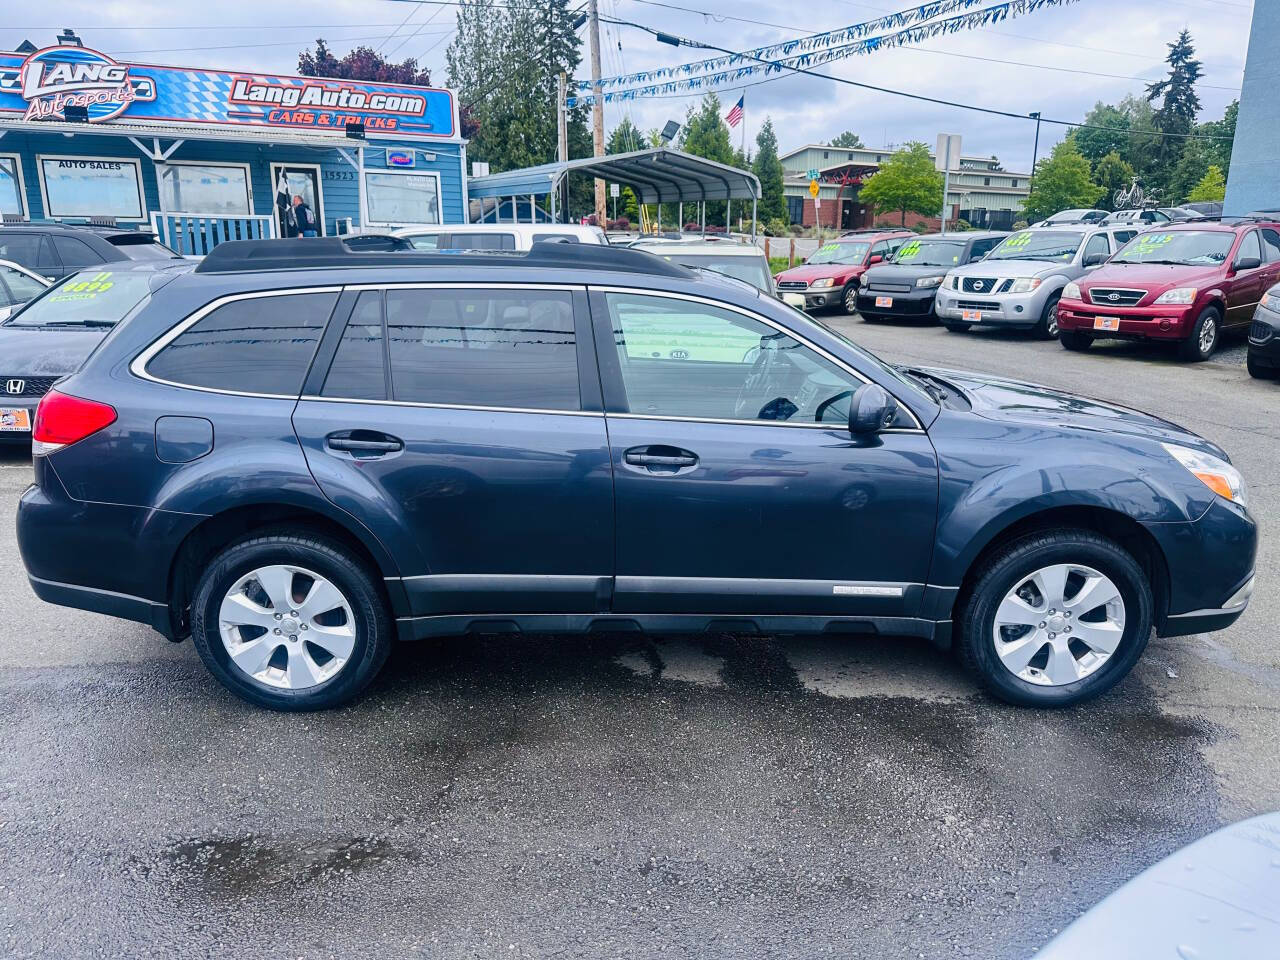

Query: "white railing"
<box><xmin>150</xmin><ymin>212</ymin><xmax>276</xmax><ymax>256</ymax></box>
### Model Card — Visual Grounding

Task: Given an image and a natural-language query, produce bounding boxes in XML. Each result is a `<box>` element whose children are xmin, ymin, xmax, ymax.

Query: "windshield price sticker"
<box><xmin>1003</xmin><ymin>232</ymin><xmax>1033</xmax><ymax>250</ymax></box>
<box><xmin>897</xmin><ymin>240</ymin><xmax>921</xmax><ymax>261</ymax></box>
<box><xmin>1123</xmin><ymin>233</ymin><xmax>1174</xmax><ymax>258</ymax></box>
<box><xmin>48</xmin><ymin>271</ymin><xmax>117</xmax><ymax>303</ymax></box>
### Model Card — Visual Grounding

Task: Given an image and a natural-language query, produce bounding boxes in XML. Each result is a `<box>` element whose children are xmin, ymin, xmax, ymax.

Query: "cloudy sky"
<box><xmin>1</xmin><ymin>0</ymin><xmax>1254</xmax><ymax>173</ymax></box>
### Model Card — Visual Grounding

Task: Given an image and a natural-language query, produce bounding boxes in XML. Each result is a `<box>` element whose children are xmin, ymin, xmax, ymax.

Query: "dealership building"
<box><xmin>0</xmin><ymin>36</ymin><xmax>468</xmax><ymax>252</ymax></box>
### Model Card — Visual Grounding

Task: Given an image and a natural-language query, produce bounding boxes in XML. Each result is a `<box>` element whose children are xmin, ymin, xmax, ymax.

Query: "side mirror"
<box><xmin>848</xmin><ymin>383</ymin><xmax>900</xmax><ymax>435</ymax></box>
<box><xmin>1234</xmin><ymin>256</ymin><xmax>1262</xmax><ymax>272</ymax></box>
<box><xmin>868</xmin><ymin>254</ymin><xmax>883</xmax><ymax>265</ymax></box>
<box><xmin>1083</xmin><ymin>252</ymin><xmax>1108</xmax><ymax>267</ymax></box>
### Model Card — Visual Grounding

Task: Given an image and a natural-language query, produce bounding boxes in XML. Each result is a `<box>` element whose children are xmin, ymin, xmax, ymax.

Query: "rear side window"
<box><xmin>323</xmin><ymin>290</ymin><xmax>386</xmax><ymax>401</ymax></box>
<box><xmin>441</xmin><ymin>232</ymin><xmax>516</xmax><ymax>250</ymax></box>
<box><xmin>0</xmin><ymin>233</ymin><xmax>46</xmax><ymax>269</ymax></box>
<box><xmin>385</xmin><ymin>287</ymin><xmax>579</xmax><ymax>409</ymax></box>
<box><xmin>147</xmin><ymin>291</ymin><xmax>337</xmax><ymax>395</ymax></box>
<box><xmin>1261</xmin><ymin>229</ymin><xmax>1280</xmax><ymax>263</ymax></box>
<box><xmin>53</xmin><ymin>235</ymin><xmax>105</xmax><ymax>269</ymax></box>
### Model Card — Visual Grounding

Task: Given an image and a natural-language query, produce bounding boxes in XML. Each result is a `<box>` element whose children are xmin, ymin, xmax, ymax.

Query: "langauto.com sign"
<box><xmin>0</xmin><ymin>45</ymin><xmax>458</xmax><ymax>139</ymax></box>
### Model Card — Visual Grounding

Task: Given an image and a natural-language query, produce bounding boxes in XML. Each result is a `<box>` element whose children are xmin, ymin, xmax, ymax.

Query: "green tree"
<box><xmin>1187</xmin><ymin>165</ymin><xmax>1226</xmax><ymax>203</ymax></box>
<box><xmin>1146</xmin><ymin>30</ymin><xmax>1203</xmax><ymax>187</ymax></box>
<box><xmin>1022</xmin><ymin>139</ymin><xmax>1104</xmax><ymax>222</ymax></box>
<box><xmin>752</xmin><ymin>117</ymin><xmax>786</xmax><ymax>223</ymax></box>
<box><xmin>607</xmin><ymin>116</ymin><xmax>644</xmax><ymax>154</ymax></box>
<box><xmin>678</xmin><ymin>93</ymin><xmax>736</xmax><ymax>222</ymax></box>
<box><xmin>1074</xmin><ymin>102</ymin><xmax>1131</xmax><ymax>167</ymax></box>
<box><xmin>856</xmin><ymin>141</ymin><xmax>944</xmax><ymax>226</ymax></box>
<box><xmin>1092</xmin><ymin>151</ymin><xmax>1134</xmax><ymax>211</ymax></box>
<box><xmin>829</xmin><ymin>130</ymin><xmax>864</xmax><ymax>148</ymax></box>
<box><xmin>1167</xmin><ymin>138</ymin><xmax>1211</xmax><ymax>204</ymax></box>
<box><xmin>1199</xmin><ymin>100</ymin><xmax>1237</xmax><ymax>178</ymax></box>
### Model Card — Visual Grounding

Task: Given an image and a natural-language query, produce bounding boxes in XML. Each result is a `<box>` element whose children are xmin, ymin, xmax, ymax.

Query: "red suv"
<box><xmin>1057</xmin><ymin>220</ymin><xmax>1280</xmax><ymax>361</ymax></box>
<box><xmin>775</xmin><ymin>229</ymin><xmax>912</xmax><ymax>314</ymax></box>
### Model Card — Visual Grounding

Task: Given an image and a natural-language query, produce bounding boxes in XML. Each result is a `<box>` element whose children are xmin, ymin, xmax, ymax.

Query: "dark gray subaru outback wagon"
<box><xmin>17</xmin><ymin>238</ymin><xmax>1256</xmax><ymax>711</ymax></box>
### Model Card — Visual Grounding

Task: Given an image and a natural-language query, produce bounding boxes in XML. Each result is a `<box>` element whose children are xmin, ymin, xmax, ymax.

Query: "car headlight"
<box><xmin>811</xmin><ymin>278</ymin><xmax>835</xmax><ymax>289</ymax></box>
<box><xmin>949</xmin><ymin>275</ymin><xmax>960</xmax><ymax>290</ymax></box>
<box><xmin>1154</xmin><ymin>287</ymin><xmax>1198</xmax><ymax>305</ymax></box>
<box><xmin>916</xmin><ymin>275</ymin><xmax>945</xmax><ymax>289</ymax></box>
<box><xmin>1062</xmin><ymin>281</ymin><xmax>1081</xmax><ymax>301</ymax></box>
<box><xmin>1009</xmin><ymin>277</ymin><xmax>1043</xmax><ymax>294</ymax></box>
<box><xmin>1262</xmin><ymin>291</ymin><xmax>1277</xmax><ymax>312</ymax></box>
<box><xmin>1162</xmin><ymin>443</ymin><xmax>1247</xmax><ymax>507</ymax></box>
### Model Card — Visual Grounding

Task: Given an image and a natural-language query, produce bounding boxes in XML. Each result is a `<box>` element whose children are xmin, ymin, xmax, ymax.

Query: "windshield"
<box><xmin>987</xmin><ymin>230</ymin><xmax>1082</xmax><ymax>262</ymax></box>
<box><xmin>891</xmin><ymin>238</ymin><xmax>965</xmax><ymax>267</ymax></box>
<box><xmin>662</xmin><ymin>253</ymin><xmax>771</xmax><ymax>291</ymax></box>
<box><xmin>794</xmin><ymin>307</ymin><xmax>934</xmax><ymax>408</ymax></box>
<box><xmin>1112</xmin><ymin>230</ymin><xmax>1236</xmax><ymax>266</ymax></box>
<box><xmin>4</xmin><ymin>269</ymin><xmax>154</xmax><ymax>327</ymax></box>
<box><xmin>806</xmin><ymin>241</ymin><xmax>869</xmax><ymax>265</ymax></box>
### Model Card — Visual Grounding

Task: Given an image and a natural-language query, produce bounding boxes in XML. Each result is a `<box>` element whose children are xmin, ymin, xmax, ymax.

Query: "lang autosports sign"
<box><xmin>0</xmin><ymin>45</ymin><xmax>458</xmax><ymax>139</ymax></box>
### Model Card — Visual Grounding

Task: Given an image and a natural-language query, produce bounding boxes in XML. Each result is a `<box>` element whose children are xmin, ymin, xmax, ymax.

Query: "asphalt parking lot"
<box><xmin>2</xmin><ymin>318</ymin><xmax>1278</xmax><ymax>959</ymax></box>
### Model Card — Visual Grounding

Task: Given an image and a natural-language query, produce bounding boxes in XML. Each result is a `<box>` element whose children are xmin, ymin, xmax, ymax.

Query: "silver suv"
<box><xmin>934</xmin><ymin>224</ymin><xmax>1142</xmax><ymax>338</ymax></box>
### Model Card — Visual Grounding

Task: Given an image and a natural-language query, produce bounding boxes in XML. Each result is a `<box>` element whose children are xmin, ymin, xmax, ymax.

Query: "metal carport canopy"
<box><xmin>465</xmin><ymin>147</ymin><xmax>761</xmax><ymax>204</ymax></box>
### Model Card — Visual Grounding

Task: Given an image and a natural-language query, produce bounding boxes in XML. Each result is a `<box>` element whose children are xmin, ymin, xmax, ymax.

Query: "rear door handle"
<box><xmin>325</xmin><ymin>431</ymin><xmax>403</xmax><ymax>457</ymax></box>
<box><xmin>623</xmin><ymin>445</ymin><xmax>698</xmax><ymax>471</ymax></box>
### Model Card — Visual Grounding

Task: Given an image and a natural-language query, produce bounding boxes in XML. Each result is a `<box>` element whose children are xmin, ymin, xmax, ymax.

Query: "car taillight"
<box><xmin>31</xmin><ymin>389</ymin><xmax>117</xmax><ymax>455</ymax></box>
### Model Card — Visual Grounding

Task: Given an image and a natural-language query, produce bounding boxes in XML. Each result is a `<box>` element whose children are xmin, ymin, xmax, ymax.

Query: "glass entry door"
<box><xmin>271</xmin><ymin>164</ymin><xmax>325</xmax><ymax>237</ymax></box>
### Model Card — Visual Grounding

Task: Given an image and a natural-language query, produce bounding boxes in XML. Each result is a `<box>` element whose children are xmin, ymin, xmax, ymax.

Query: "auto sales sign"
<box><xmin>0</xmin><ymin>45</ymin><xmax>458</xmax><ymax>139</ymax></box>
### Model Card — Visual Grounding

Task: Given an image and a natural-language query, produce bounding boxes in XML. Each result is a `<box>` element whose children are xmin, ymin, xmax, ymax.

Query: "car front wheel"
<box><xmin>957</xmin><ymin>529</ymin><xmax>1153</xmax><ymax>707</ymax></box>
<box><xmin>190</xmin><ymin>531</ymin><xmax>392</xmax><ymax>710</ymax></box>
<box><xmin>1060</xmin><ymin>330</ymin><xmax>1093</xmax><ymax>351</ymax></box>
<box><xmin>842</xmin><ymin>283</ymin><xmax>859</xmax><ymax>315</ymax></box>
<box><xmin>1179</xmin><ymin>306</ymin><xmax>1220</xmax><ymax>362</ymax></box>
<box><xmin>1034</xmin><ymin>294</ymin><xmax>1061</xmax><ymax>340</ymax></box>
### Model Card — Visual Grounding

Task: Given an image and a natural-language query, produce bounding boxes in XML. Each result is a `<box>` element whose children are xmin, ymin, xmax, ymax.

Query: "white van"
<box><xmin>393</xmin><ymin>223</ymin><xmax>608</xmax><ymax>251</ymax></box>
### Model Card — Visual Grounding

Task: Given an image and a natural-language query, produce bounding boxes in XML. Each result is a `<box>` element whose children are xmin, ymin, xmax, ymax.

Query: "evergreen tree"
<box><xmin>1091</xmin><ymin>151</ymin><xmax>1134</xmax><ymax>212</ymax></box>
<box><xmin>606</xmin><ymin>117</ymin><xmax>645</xmax><ymax>155</ymax></box>
<box><xmin>1167</xmin><ymin>139</ymin><xmax>1211</xmax><ymax>204</ymax></box>
<box><xmin>678</xmin><ymin>94</ymin><xmax>736</xmax><ymax>222</ymax></box>
<box><xmin>1199</xmin><ymin>100</ymin><xmax>1237</xmax><ymax>179</ymax></box>
<box><xmin>752</xmin><ymin>117</ymin><xmax>786</xmax><ymax>223</ymax></box>
<box><xmin>1146</xmin><ymin>30</ymin><xmax>1203</xmax><ymax>185</ymax></box>
<box><xmin>1074</xmin><ymin>102</ymin><xmax>1131</xmax><ymax>167</ymax></box>
<box><xmin>829</xmin><ymin>130</ymin><xmax>864</xmax><ymax>148</ymax></box>
<box><xmin>1022</xmin><ymin>139</ymin><xmax>1104</xmax><ymax>223</ymax></box>
<box><xmin>856</xmin><ymin>142</ymin><xmax>944</xmax><ymax>226</ymax></box>
<box><xmin>1187</xmin><ymin>165</ymin><xmax>1226</xmax><ymax>203</ymax></box>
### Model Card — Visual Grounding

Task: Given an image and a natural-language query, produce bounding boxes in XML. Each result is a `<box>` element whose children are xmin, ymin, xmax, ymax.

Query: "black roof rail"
<box><xmin>194</xmin><ymin>236</ymin><xmax>696</xmax><ymax>278</ymax></box>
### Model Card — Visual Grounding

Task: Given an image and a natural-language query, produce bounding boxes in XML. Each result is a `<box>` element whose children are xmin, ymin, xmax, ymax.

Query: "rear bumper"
<box><xmin>27</xmin><ymin>574</ymin><xmax>175</xmax><ymax>638</ymax></box>
<box><xmin>1058</xmin><ymin>300</ymin><xmax>1196</xmax><ymax>340</ymax></box>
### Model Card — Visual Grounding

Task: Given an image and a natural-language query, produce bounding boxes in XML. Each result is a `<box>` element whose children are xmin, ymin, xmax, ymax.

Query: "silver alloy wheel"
<box><xmin>844</xmin><ymin>285</ymin><xmax>857</xmax><ymax>313</ymax></box>
<box><xmin>218</xmin><ymin>564</ymin><xmax>356</xmax><ymax>690</ymax></box>
<box><xmin>1046</xmin><ymin>304</ymin><xmax>1060</xmax><ymax>337</ymax></box>
<box><xmin>1199</xmin><ymin>315</ymin><xmax>1217</xmax><ymax>356</ymax></box>
<box><xmin>992</xmin><ymin>563</ymin><xmax>1126</xmax><ymax>686</ymax></box>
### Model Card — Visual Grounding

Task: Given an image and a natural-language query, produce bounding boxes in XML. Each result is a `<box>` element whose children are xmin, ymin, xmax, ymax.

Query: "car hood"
<box><xmin>0</xmin><ymin>325</ymin><xmax>111</xmax><ymax>376</ymax></box>
<box><xmin>775</xmin><ymin>264</ymin><xmax>860</xmax><ymax>282</ymax></box>
<box><xmin>920</xmin><ymin>366</ymin><xmax>1223</xmax><ymax>456</ymax></box>
<box><xmin>1081</xmin><ymin>263</ymin><xmax>1223</xmax><ymax>293</ymax></box>
<box><xmin>864</xmin><ymin>263</ymin><xmax>953</xmax><ymax>283</ymax></box>
<box><xmin>951</xmin><ymin>259</ymin><xmax>1072</xmax><ymax>280</ymax></box>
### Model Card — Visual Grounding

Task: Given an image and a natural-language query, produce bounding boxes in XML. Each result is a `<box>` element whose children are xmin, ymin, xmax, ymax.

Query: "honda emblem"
<box><xmin>5</xmin><ymin>379</ymin><xmax>24</xmax><ymax>395</ymax></box>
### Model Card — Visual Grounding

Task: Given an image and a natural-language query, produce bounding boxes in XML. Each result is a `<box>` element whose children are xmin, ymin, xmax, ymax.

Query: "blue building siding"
<box><xmin>4</xmin><ymin>128</ymin><xmax>465</xmax><ymax>232</ymax></box>
<box><xmin>1223</xmin><ymin>1</ymin><xmax>1276</xmax><ymax>215</ymax></box>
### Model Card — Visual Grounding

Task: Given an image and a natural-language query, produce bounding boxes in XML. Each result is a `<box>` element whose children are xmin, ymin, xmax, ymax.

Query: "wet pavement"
<box><xmin>2</xmin><ymin>319</ymin><xmax>1278</xmax><ymax>959</ymax></box>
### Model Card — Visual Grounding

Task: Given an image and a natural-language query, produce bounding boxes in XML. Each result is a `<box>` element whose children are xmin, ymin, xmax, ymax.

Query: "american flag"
<box><xmin>725</xmin><ymin>95</ymin><xmax>744</xmax><ymax>127</ymax></box>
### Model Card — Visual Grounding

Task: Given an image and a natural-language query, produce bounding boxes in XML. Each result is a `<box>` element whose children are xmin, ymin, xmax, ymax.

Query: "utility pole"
<box><xmin>557</xmin><ymin>72</ymin><xmax>569</xmax><ymax>223</ymax></box>
<box><xmin>1028</xmin><ymin>111</ymin><xmax>1042</xmax><ymax>196</ymax></box>
<box><xmin>588</xmin><ymin>0</ymin><xmax>607</xmax><ymax>226</ymax></box>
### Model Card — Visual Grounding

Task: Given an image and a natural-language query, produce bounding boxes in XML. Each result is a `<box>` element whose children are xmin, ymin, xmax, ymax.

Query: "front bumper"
<box><xmin>933</xmin><ymin>285</ymin><xmax>1049</xmax><ymax>327</ymax></box>
<box><xmin>1058</xmin><ymin>300</ymin><xmax>1196</xmax><ymax>341</ymax></box>
<box><xmin>778</xmin><ymin>285</ymin><xmax>842</xmax><ymax>311</ymax></box>
<box><xmin>1247</xmin><ymin>302</ymin><xmax>1280</xmax><ymax>368</ymax></box>
<box><xmin>857</xmin><ymin>286</ymin><xmax>938</xmax><ymax>318</ymax></box>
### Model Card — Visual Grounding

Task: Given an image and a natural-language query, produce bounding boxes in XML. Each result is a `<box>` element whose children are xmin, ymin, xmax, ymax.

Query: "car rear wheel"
<box><xmin>943</xmin><ymin>322</ymin><xmax>971</xmax><ymax>333</ymax></box>
<box><xmin>1060</xmin><ymin>330</ymin><xmax>1093</xmax><ymax>351</ymax></box>
<box><xmin>1179</xmin><ymin>306</ymin><xmax>1220</xmax><ymax>362</ymax></box>
<box><xmin>1247</xmin><ymin>355</ymin><xmax>1276</xmax><ymax>380</ymax></box>
<box><xmin>190</xmin><ymin>531</ymin><xmax>392</xmax><ymax>711</ymax></box>
<box><xmin>1034</xmin><ymin>294</ymin><xmax>1061</xmax><ymax>340</ymax></box>
<box><xmin>842</xmin><ymin>283</ymin><xmax>859</xmax><ymax>315</ymax></box>
<box><xmin>957</xmin><ymin>529</ymin><xmax>1153</xmax><ymax>707</ymax></box>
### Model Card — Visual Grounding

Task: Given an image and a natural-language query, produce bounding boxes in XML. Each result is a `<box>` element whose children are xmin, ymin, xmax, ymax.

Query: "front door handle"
<box><xmin>623</xmin><ymin>445</ymin><xmax>698</xmax><ymax>471</ymax></box>
<box><xmin>325</xmin><ymin>431</ymin><xmax>404</xmax><ymax>458</ymax></box>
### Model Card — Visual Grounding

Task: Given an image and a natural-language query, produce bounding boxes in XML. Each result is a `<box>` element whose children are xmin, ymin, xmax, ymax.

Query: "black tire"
<box><xmin>1034</xmin><ymin>294</ymin><xmax>1061</xmax><ymax>340</ymax></box>
<box><xmin>842</xmin><ymin>283</ymin><xmax>859</xmax><ymax>315</ymax></box>
<box><xmin>956</xmin><ymin>529</ymin><xmax>1153</xmax><ymax>708</ymax></box>
<box><xmin>944</xmin><ymin>322</ymin><xmax>971</xmax><ymax>333</ymax></box>
<box><xmin>1179</xmin><ymin>306</ymin><xmax>1221</xmax><ymax>362</ymax></box>
<box><xmin>1060</xmin><ymin>330</ymin><xmax>1093</xmax><ymax>352</ymax></box>
<box><xmin>1247</xmin><ymin>355</ymin><xmax>1277</xmax><ymax>380</ymax></box>
<box><xmin>190</xmin><ymin>530</ymin><xmax>392</xmax><ymax>711</ymax></box>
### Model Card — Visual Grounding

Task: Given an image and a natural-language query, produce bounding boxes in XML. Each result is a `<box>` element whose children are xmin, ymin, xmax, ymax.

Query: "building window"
<box><xmin>364</xmin><ymin>170</ymin><xmax>441</xmax><ymax>225</ymax></box>
<box><xmin>0</xmin><ymin>155</ymin><xmax>25</xmax><ymax>219</ymax></box>
<box><xmin>158</xmin><ymin>162</ymin><xmax>252</xmax><ymax>215</ymax></box>
<box><xmin>1011</xmin><ymin>179</ymin><xmax>1019</xmax><ymax>188</ymax></box>
<box><xmin>38</xmin><ymin>155</ymin><xmax>144</xmax><ymax>221</ymax></box>
<box><xmin>787</xmin><ymin>196</ymin><xmax>804</xmax><ymax>223</ymax></box>
<box><xmin>983</xmin><ymin>177</ymin><xmax>991</xmax><ymax>186</ymax></box>
<box><xmin>823</xmin><ymin>151</ymin><xmax>829</xmax><ymax>159</ymax></box>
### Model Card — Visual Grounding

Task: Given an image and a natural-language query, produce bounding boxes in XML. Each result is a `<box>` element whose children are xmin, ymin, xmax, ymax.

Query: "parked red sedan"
<box><xmin>1057</xmin><ymin>220</ymin><xmax>1280</xmax><ymax>361</ymax></box>
<box><xmin>775</xmin><ymin>229</ymin><xmax>912</xmax><ymax>314</ymax></box>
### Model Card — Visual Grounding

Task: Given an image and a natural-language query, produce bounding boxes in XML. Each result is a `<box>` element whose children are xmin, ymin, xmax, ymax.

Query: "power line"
<box><xmin>595</xmin><ymin>16</ymin><xmax>1237</xmax><ymax>142</ymax></box>
<box><xmin>377</xmin><ymin>1</ymin><xmax>425</xmax><ymax>54</ymax></box>
<box><xmin>113</xmin><ymin>33</ymin><xmax>448</xmax><ymax>56</ymax></box>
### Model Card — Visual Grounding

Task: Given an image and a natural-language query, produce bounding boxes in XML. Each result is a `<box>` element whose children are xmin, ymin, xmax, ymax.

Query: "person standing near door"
<box><xmin>293</xmin><ymin>195</ymin><xmax>318</xmax><ymax>237</ymax></box>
